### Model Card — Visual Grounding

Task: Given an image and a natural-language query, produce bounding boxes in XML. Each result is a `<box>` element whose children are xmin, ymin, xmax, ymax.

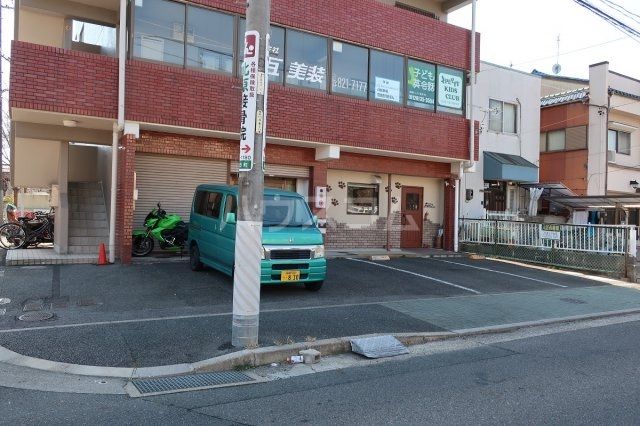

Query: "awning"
<box><xmin>520</xmin><ymin>182</ymin><xmax>576</xmax><ymax>198</ymax></box>
<box><xmin>483</xmin><ymin>152</ymin><xmax>538</xmax><ymax>183</ymax></box>
<box><xmin>546</xmin><ymin>195</ymin><xmax>640</xmax><ymax>210</ymax></box>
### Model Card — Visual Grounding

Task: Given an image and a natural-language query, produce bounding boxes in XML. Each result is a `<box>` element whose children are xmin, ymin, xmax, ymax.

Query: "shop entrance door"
<box><xmin>401</xmin><ymin>186</ymin><xmax>423</xmax><ymax>248</ymax></box>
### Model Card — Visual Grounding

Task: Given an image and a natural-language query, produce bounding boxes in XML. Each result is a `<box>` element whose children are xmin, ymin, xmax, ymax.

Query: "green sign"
<box><xmin>407</xmin><ymin>60</ymin><xmax>436</xmax><ymax>110</ymax></box>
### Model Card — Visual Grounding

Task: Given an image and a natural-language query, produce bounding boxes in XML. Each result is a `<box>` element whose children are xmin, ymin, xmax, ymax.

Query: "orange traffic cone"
<box><xmin>97</xmin><ymin>243</ymin><xmax>108</xmax><ymax>265</ymax></box>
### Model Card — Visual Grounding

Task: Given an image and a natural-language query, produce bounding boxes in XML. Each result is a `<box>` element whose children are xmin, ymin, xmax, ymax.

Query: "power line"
<box><xmin>572</xmin><ymin>0</ymin><xmax>640</xmax><ymax>43</ymax></box>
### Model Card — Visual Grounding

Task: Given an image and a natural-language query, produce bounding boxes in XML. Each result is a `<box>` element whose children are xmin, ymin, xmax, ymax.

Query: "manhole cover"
<box><xmin>0</xmin><ymin>298</ymin><xmax>10</xmax><ymax>305</ymax></box>
<box><xmin>17</xmin><ymin>312</ymin><xmax>54</xmax><ymax>322</ymax></box>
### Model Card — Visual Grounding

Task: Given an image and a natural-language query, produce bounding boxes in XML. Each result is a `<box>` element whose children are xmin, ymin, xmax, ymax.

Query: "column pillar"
<box><xmin>54</xmin><ymin>141</ymin><xmax>69</xmax><ymax>254</ymax></box>
<box><xmin>443</xmin><ymin>178</ymin><xmax>456</xmax><ymax>251</ymax></box>
<box><xmin>116</xmin><ymin>133</ymin><xmax>136</xmax><ymax>264</ymax></box>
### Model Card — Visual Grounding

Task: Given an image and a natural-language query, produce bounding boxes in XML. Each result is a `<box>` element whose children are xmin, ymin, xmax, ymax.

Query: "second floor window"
<box><xmin>608</xmin><ymin>129</ymin><xmax>631</xmax><ymax>155</ymax></box>
<box><xmin>285</xmin><ymin>30</ymin><xmax>328</xmax><ymax>91</ymax></box>
<box><xmin>186</xmin><ymin>6</ymin><xmax>234</xmax><ymax>74</ymax></box>
<box><xmin>134</xmin><ymin>0</ymin><xmax>185</xmax><ymax>66</ymax></box>
<box><xmin>489</xmin><ymin>99</ymin><xmax>517</xmax><ymax>134</ymax></box>
<box><xmin>331</xmin><ymin>41</ymin><xmax>368</xmax><ymax>99</ymax></box>
<box><xmin>370</xmin><ymin>50</ymin><xmax>404</xmax><ymax>104</ymax></box>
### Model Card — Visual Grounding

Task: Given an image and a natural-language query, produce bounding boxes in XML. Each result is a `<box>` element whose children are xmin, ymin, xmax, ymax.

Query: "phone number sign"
<box><xmin>239</xmin><ymin>31</ymin><xmax>259</xmax><ymax>171</ymax></box>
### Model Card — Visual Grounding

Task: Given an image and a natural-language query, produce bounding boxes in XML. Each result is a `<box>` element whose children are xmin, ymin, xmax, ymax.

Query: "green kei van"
<box><xmin>188</xmin><ymin>185</ymin><xmax>327</xmax><ymax>291</ymax></box>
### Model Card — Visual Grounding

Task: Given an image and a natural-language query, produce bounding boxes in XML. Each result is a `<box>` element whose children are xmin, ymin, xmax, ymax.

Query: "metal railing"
<box><xmin>459</xmin><ymin>219</ymin><xmax>637</xmax><ymax>276</ymax></box>
<box><xmin>485</xmin><ymin>210</ymin><xmax>524</xmax><ymax>221</ymax></box>
<box><xmin>460</xmin><ymin>219</ymin><xmax>632</xmax><ymax>254</ymax></box>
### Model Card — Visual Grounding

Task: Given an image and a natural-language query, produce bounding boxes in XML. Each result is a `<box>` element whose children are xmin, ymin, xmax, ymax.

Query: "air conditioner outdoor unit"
<box><xmin>607</xmin><ymin>150</ymin><xmax>616</xmax><ymax>163</ymax></box>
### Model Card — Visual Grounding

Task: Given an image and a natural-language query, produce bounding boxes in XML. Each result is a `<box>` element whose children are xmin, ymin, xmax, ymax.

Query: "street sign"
<box><xmin>239</xmin><ymin>30</ymin><xmax>260</xmax><ymax>171</ymax></box>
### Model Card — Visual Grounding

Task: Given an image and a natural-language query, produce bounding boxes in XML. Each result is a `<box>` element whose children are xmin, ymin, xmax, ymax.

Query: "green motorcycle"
<box><xmin>132</xmin><ymin>203</ymin><xmax>188</xmax><ymax>257</ymax></box>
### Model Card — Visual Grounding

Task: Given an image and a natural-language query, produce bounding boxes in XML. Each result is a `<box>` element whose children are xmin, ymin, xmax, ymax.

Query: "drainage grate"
<box><xmin>17</xmin><ymin>312</ymin><xmax>54</xmax><ymax>322</ymax></box>
<box><xmin>131</xmin><ymin>371</ymin><xmax>255</xmax><ymax>395</ymax></box>
<box><xmin>0</xmin><ymin>298</ymin><xmax>10</xmax><ymax>305</ymax></box>
<box><xmin>560</xmin><ymin>297</ymin><xmax>587</xmax><ymax>305</ymax></box>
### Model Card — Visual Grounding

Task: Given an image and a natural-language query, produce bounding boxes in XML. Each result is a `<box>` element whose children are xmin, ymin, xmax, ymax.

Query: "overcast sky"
<box><xmin>448</xmin><ymin>0</ymin><xmax>640</xmax><ymax>79</ymax></box>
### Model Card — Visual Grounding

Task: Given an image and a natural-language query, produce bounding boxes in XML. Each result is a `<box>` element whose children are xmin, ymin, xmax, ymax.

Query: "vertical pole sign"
<box><xmin>231</xmin><ymin>0</ymin><xmax>270</xmax><ymax>348</ymax></box>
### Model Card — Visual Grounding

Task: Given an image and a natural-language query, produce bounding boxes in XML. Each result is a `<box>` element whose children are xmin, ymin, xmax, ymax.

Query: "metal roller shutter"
<box><xmin>230</xmin><ymin>161</ymin><xmax>309</xmax><ymax>178</ymax></box>
<box><xmin>134</xmin><ymin>155</ymin><xmax>227</xmax><ymax>227</ymax></box>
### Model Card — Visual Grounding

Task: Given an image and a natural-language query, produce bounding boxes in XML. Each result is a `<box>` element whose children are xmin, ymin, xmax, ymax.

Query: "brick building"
<box><xmin>10</xmin><ymin>0</ymin><xmax>478</xmax><ymax>262</ymax></box>
<box><xmin>538</xmin><ymin>62</ymin><xmax>640</xmax><ymax>224</ymax></box>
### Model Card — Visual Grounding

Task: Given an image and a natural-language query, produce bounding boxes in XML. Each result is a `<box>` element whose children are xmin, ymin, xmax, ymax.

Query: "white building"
<box><xmin>460</xmin><ymin>61</ymin><xmax>542</xmax><ymax>219</ymax></box>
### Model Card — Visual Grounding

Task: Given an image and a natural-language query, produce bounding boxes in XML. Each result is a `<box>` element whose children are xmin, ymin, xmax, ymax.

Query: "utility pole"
<box><xmin>0</xmin><ymin>0</ymin><xmax>4</xmax><ymax>222</ymax></box>
<box><xmin>231</xmin><ymin>0</ymin><xmax>270</xmax><ymax>348</ymax></box>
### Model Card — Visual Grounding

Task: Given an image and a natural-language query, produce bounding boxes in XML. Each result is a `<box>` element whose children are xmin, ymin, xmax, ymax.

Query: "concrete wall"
<box><xmin>14</xmin><ymin>138</ymin><xmax>60</xmax><ymax>187</ymax></box>
<box><xmin>326</xmin><ymin>170</ymin><xmax>444</xmax><ymax>226</ymax></box>
<box><xmin>96</xmin><ymin>146</ymin><xmax>113</xmax><ymax>218</ymax></box>
<box><xmin>19</xmin><ymin>8</ymin><xmax>64</xmax><ymax>48</ymax></box>
<box><xmin>68</xmin><ymin>144</ymin><xmax>98</xmax><ymax>182</ymax></box>
<box><xmin>460</xmin><ymin>62</ymin><xmax>541</xmax><ymax>218</ymax></box>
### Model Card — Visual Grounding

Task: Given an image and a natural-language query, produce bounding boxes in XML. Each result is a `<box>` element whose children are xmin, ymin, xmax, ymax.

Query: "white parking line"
<box><xmin>348</xmin><ymin>258</ymin><xmax>481</xmax><ymax>294</ymax></box>
<box><xmin>433</xmin><ymin>259</ymin><xmax>568</xmax><ymax>288</ymax></box>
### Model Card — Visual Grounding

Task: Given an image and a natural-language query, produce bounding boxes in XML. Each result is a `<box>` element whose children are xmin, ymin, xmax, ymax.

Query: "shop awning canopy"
<box><xmin>483</xmin><ymin>152</ymin><xmax>538</xmax><ymax>183</ymax></box>
<box><xmin>546</xmin><ymin>195</ymin><xmax>640</xmax><ymax>210</ymax></box>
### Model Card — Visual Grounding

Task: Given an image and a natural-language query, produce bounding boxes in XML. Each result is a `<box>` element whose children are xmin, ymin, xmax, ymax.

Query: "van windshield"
<box><xmin>263</xmin><ymin>194</ymin><xmax>314</xmax><ymax>227</ymax></box>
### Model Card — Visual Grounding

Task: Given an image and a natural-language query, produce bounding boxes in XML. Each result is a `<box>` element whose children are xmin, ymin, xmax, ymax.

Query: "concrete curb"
<box><xmin>2</xmin><ymin>308</ymin><xmax>640</xmax><ymax>379</ymax></box>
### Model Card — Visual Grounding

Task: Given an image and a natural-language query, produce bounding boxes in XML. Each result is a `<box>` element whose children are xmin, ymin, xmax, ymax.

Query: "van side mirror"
<box><xmin>226</xmin><ymin>212</ymin><xmax>236</xmax><ymax>224</ymax></box>
<box><xmin>312</xmin><ymin>215</ymin><xmax>318</xmax><ymax>225</ymax></box>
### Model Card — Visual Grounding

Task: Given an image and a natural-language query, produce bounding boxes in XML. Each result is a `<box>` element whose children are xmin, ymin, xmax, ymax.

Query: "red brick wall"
<box><xmin>116</xmin><ymin>134</ymin><xmax>136</xmax><ymax>264</ymax></box>
<box><xmin>442</xmin><ymin>179</ymin><xmax>456</xmax><ymax>251</ymax></box>
<box><xmin>189</xmin><ymin>0</ymin><xmax>480</xmax><ymax>71</ymax></box>
<box><xmin>127</xmin><ymin>61</ymin><xmax>474</xmax><ymax>159</ymax></box>
<box><xmin>10</xmin><ymin>42</ymin><xmax>118</xmax><ymax>118</ymax></box>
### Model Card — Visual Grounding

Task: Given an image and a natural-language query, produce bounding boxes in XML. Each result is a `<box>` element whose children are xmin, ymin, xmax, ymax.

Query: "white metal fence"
<box><xmin>460</xmin><ymin>219</ymin><xmax>635</xmax><ymax>255</ymax></box>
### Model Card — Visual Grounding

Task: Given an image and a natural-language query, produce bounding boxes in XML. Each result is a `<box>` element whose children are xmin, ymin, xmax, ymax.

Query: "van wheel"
<box><xmin>304</xmin><ymin>281</ymin><xmax>323</xmax><ymax>292</ymax></box>
<box><xmin>190</xmin><ymin>244</ymin><xmax>204</xmax><ymax>271</ymax></box>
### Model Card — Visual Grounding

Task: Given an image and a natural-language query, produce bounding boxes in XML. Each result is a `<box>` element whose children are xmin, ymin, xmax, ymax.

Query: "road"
<box><xmin>2</xmin><ymin>318</ymin><xmax>640</xmax><ymax>425</ymax></box>
<box><xmin>0</xmin><ymin>257</ymin><xmax>611</xmax><ymax>367</ymax></box>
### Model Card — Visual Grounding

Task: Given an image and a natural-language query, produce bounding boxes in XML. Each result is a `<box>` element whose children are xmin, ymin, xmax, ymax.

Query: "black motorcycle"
<box><xmin>0</xmin><ymin>209</ymin><xmax>55</xmax><ymax>249</ymax></box>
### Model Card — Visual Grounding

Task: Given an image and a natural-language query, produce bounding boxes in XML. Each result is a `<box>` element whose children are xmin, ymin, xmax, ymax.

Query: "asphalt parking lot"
<box><xmin>0</xmin><ymin>256</ymin><xmax>608</xmax><ymax>367</ymax></box>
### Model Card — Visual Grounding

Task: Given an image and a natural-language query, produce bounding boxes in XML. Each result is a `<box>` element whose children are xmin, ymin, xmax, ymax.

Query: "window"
<box><xmin>609</xmin><ymin>129</ymin><xmax>631</xmax><ymax>155</ymax></box>
<box><xmin>540</xmin><ymin>132</ymin><xmax>547</xmax><ymax>152</ymax></box>
<box><xmin>238</xmin><ymin>20</ymin><xmax>285</xmax><ymax>84</ymax></box>
<box><xmin>133</xmin><ymin>0</ymin><xmax>185</xmax><ymax>65</ymax></box>
<box><xmin>263</xmin><ymin>194</ymin><xmax>314</xmax><ymax>226</ymax></box>
<box><xmin>547</xmin><ymin>130</ymin><xmax>565</xmax><ymax>151</ymax></box>
<box><xmin>331</xmin><ymin>41</ymin><xmax>368</xmax><ymax>99</ymax></box>
<box><xmin>224</xmin><ymin>194</ymin><xmax>237</xmax><ymax>219</ymax></box>
<box><xmin>70</xmin><ymin>20</ymin><xmax>116</xmax><ymax>56</ymax></box>
<box><xmin>187</xmin><ymin>6</ymin><xmax>234</xmax><ymax>73</ymax></box>
<box><xmin>488</xmin><ymin>99</ymin><xmax>517</xmax><ymax>133</ymax></box>
<box><xmin>205</xmin><ymin>192</ymin><xmax>223</xmax><ymax>218</ymax></box>
<box><xmin>285</xmin><ymin>29</ymin><xmax>328</xmax><ymax>91</ymax></box>
<box><xmin>407</xmin><ymin>59</ymin><xmax>436</xmax><ymax>110</ymax></box>
<box><xmin>194</xmin><ymin>191</ymin><xmax>207</xmax><ymax>215</ymax></box>
<box><xmin>347</xmin><ymin>183</ymin><xmax>379</xmax><ymax>215</ymax></box>
<box><xmin>369</xmin><ymin>50</ymin><xmax>404</xmax><ymax>104</ymax></box>
<box><xmin>565</xmin><ymin>126</ymin><xmax>587</xmax><ymax>150</ymax></box>
<box><xmin>437</xmin><ymin>66</ymin><xmax>464</xmax><ymax>114</ymax></box>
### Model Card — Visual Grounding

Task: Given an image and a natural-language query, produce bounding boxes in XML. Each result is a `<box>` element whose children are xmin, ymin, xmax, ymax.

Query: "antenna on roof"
<box><xmin>552</xmin><ymin>34</ymin><xmax>562</xmax><ymax>75</ymax></box>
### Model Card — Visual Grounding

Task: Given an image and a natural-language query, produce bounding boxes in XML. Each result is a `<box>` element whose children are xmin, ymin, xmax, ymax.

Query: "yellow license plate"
<box><xmin>281</xmin><ymin>270</ymin><xmax>301</xmax><ymax>281</ymax></box>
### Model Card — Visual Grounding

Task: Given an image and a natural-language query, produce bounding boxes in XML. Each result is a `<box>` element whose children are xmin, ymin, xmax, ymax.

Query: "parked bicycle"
<box><xmin>0</xmin><ymin>209</ymin><xmax>55</xmax><ymax>249</ymax></box>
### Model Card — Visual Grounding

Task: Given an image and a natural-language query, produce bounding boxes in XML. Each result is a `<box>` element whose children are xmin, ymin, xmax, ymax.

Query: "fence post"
<box><xmin>493</xmin><ymin>220</ymin><xmax>498</xmax><ymax>256</ymax></box>
<box><xmin>627</xmin><ymin>227</ymin><xmax>637</xmax><ymax>280</ymax></box>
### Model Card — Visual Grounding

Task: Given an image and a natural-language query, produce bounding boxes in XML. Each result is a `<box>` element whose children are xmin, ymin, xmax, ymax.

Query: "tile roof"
<box><xmin>540</xmin><ymin>87</ymin><xmax>589</xmax><ymax>107</ymax></box>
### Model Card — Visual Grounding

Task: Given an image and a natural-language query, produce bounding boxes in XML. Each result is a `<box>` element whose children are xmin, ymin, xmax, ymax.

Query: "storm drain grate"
<box><xmin>17</xmin><ymin>312</ymin><xmax>54</xmax><ymax>322</ymax></box>
<box><xmin>131</xmin><ymin>371</ymin><xmax>255</xmax><ymax>395</ymax></box>
<box><xmin>560</xmin><ymin>297</ymin><xmax>587</xmax><ymax>305</ymax></box>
